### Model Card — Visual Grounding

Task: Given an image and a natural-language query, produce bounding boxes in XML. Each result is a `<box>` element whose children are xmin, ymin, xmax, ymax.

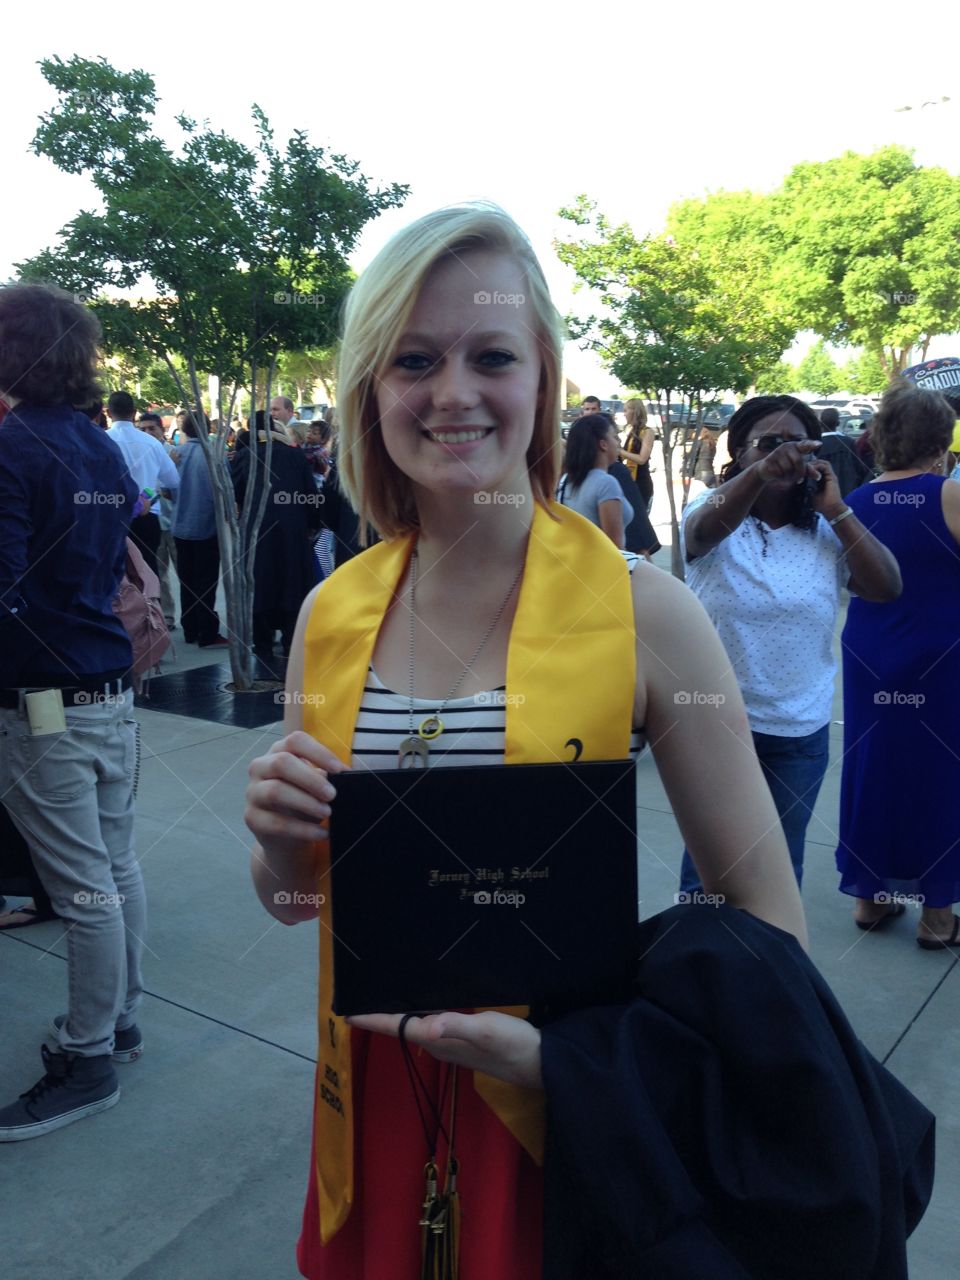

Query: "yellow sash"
<box><xmin>301</xmin><ymin>500</ymin><xmax>636</xmax><ymax>1242</ymax></box>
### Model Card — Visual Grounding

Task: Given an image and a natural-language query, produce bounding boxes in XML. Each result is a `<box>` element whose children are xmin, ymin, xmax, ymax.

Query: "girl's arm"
<box><xmin>631</xmin><ymin>564</ymin><xmax>808</xmax><ymax>947</ymax></box>
<box><xmin>619</xmin><ymin>428</ymin><xmax>656</xmax><ymax>468</ymax></box>
<box><xmin>598</xmin><ymin>498</ymin><xmax>625</xmax><ymax>548</ymax></box>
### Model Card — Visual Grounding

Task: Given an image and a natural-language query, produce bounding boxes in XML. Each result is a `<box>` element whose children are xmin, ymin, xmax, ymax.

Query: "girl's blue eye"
<box><xmin>392</xmin><ymin>350</ymin><xmax>517</xmax><ymax>372</ymax></box>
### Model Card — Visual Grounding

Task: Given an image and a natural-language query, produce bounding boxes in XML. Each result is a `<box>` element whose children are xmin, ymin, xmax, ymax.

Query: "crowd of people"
<box><xmin>0</xmin><ymin>204</ymin><xmax>955</xmax><ymax>1276</ymax></box>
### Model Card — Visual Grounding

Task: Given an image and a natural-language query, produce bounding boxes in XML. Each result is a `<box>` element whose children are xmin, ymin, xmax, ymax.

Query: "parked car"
<box><xmin>702</xmin><ymin>402</ymin><xmax>736</xmax><ymax>429</ymax></box>
<box><xmin>297</xmin><ymin>403</ymin><xmax>328</xmax><ymax>422</ymax></box>
<box><xmin>809</xmin><ymin>397</ymin><xmax>876</xmax><ymax>419</ymax></box>
<box><xmin>837</xmin><ymin>412</ymin><xmax>871</xmax><ymax>435</ymax></box>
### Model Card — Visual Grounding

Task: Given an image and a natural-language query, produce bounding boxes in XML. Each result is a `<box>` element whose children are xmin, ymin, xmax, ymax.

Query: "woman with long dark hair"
<box><xmin>558</xmin><ymin>413</ymin><xmax>632</xmax><ymax>547</ymax></box>
<box><xmin>678</xmin><ymin>394</ymin><xmax>901</xmax><ymax>892</ymax></box>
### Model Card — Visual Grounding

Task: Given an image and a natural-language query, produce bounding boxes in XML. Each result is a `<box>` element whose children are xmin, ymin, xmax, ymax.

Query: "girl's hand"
<box><xmin>245</xmin><ymin>730</ymin><xmax>346</xmax><ymax>850</ymax></box>
<box><xmin>346</xmin><ymin>1010</ymin><xmax>543</xmax><ymax>1090</ymax></box>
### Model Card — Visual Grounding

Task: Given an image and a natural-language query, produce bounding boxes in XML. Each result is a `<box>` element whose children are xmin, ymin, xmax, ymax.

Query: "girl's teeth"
<box><xmin>429</xmin><ymin>429</ymin><xmax>488</xmax><ymax>444</ymax></box>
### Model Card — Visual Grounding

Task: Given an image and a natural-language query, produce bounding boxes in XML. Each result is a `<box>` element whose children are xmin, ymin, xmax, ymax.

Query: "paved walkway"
<box><xmin>1</xmin><ymin>554</ymin><xmax>956</xmax><ymax>1278</ymax></box>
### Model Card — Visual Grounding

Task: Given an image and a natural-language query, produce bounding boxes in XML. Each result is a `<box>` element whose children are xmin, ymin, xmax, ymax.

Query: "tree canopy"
<box><xmin>18</xmin><ymin>54</ymin><xmax>408</xmax><ymax>687</ymax></box>
<box><xmin>19</xmin><ymin>54</ymin><xmax>407</xmax><ymax>408</ymax></box>
<box><xmin>794</xmin><ymin>341</ymin><xmax>840</xmax><ymax>395</ymax></box>
<box><xmin>662</xmin><ymin>147</ymin><xmax>960</xmax><ymax>382</ymax></box>
<box><xmin>773</xmin><ymin>146</ymin><xmax>960</xmax><ymax>375</ymax></box>
<box><xmin>556</xmin><ymin>196</ymin><xmax>797</xmax><ymax>576</ymax></box>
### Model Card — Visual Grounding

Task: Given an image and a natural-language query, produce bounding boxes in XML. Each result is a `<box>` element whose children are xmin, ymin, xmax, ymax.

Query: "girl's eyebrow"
<box><xmin>396</xmin><ymin>330</ymin><xmax>519</xmax><ymax>347</ymax></box>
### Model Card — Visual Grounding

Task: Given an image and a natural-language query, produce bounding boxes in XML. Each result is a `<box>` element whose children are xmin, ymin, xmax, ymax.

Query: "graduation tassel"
<box><xmin>400</xmin><ymin>1018</ymin><xmax>461</xmax><ymax>1280</ymax></box>
<box><xmin>437</xmin><ymin>1068</ymin><xmax>461</xmax><ymax>1280</ymax></box>
<box><xmin>419</xmin><ymin>1159</ymin><xmax>445</xmax><ymax>1280</ymax></box>
<box><xmin>438</xmin><ymin>1155</ymin><xmax>461</xmax><ymax>1280</ymax></box>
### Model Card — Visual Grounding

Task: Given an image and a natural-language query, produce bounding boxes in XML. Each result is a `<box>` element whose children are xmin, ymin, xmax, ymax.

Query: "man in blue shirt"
<box><xmin>106</xmin><ymin>390</ymin><xmax>179</xmax><ymax>578</ymax></box>
<box><xmin>0</xmin><ymin>283</ymin><xmax>148</xmax><ymax>1140</ymax></box>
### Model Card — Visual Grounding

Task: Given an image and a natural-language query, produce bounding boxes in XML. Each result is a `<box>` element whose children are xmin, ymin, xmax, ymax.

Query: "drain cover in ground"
<box><xmin>136</xmin><ymin>660</ymin><xmax>287</xmax><ymax>728</ymax></box>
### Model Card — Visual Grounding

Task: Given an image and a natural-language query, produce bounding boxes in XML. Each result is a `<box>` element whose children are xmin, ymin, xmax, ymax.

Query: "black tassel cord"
<box><xmin>399</xmin><ymin>1014</ymin><xmax>462</xmax><ymax>1280</ymax></box>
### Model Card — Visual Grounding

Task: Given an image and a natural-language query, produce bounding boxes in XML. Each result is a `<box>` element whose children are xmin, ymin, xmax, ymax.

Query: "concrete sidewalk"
<box><xmin>1</xmin><ymin>596</ymin><xmax>956</xmax><ymax>1279</ymax></box>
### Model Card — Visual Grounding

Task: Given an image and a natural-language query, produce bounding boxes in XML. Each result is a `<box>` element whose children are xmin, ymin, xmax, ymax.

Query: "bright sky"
<box><xmin>5</xmin><ymin>0</ymin><xmax>958</xmax><ymax>394</ymax></box>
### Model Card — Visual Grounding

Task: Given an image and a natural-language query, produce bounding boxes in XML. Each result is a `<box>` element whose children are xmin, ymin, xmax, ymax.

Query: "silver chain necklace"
<box><xmin>397</xmin><ymin>548</ymin><xmax>524</xmax><ymax>768</ymax></box>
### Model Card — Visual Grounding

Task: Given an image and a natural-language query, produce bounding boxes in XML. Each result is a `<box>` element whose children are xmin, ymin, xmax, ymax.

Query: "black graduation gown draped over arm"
<box><xmin>540</xmin><ymin>905</ymin><xmax>934</xmax><ymax>1280</ymax></box>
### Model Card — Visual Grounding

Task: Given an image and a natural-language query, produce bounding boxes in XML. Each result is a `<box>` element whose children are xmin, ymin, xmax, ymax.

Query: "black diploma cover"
<box><xmin>328</xmin><ymin>759</ymin><xmax>638</xmax><ymax>1015</ymax></box>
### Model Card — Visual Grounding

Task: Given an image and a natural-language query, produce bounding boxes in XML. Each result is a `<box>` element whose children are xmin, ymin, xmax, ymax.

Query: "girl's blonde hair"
<box><xmin>336</xmin><ymin>204</ymin><xmax>564</xmax><ymax>541</ymax></box>
<box><xmin>623</xmin><ymin>398</ymin><xmax>648</xmax><ymax>429</ymax></box>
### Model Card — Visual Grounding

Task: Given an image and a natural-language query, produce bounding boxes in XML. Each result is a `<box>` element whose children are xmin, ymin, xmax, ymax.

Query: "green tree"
<box><xmin>667</xmin><ymin>189</ymin><xmax>798</xmax><ymax>360</ymax></box>
<box><xmin>773</xmin><ymin>146</ymin><xmax>960</xmax><ymax>376</ymax></box>
<box><xmin>754</xmin><ymin>360</ymin><xmax>797</xmax><ymax>394</ymax></box>
<box><xmin>276</xmin><ymin>346</ymin><xmax>339</xmax><ymax>408</ymax></box>
<box><xmin>21</xmin><ymin>55</ymin><xmax>407</xmax><ymax>687</ymax></box>
<box><xmin>556</xmin><ymin>197</ymin><xmax>795</xmax><ymax>577</ymax></box>
<box><xmin>794</xmin><ymin>341</ymin><xmax>840</xmax><ymax>395</ymax></box>
<box><xmin>839</xmin><ymin>348</ymin><xmax>888</xmax><ymax>395</ymax></box>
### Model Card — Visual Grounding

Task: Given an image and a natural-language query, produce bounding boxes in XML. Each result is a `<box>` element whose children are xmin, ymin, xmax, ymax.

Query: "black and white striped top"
<box><xmin>351</xmin><ymin>666</ymin><xmax>645</xmax><ymax>770</ymax></box>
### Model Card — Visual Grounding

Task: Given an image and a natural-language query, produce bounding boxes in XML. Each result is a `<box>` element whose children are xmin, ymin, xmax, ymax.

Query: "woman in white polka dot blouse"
<box><xmin>678</xmin><ymin>395</ymin><xmax>900</xmax><ymax>890</ymax></box>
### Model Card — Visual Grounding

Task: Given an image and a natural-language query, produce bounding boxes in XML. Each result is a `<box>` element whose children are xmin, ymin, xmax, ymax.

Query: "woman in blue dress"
<box><xmin>836</xmin><ymin>380</ymin><xmax>960</xmax><ymax>947</ymax></box>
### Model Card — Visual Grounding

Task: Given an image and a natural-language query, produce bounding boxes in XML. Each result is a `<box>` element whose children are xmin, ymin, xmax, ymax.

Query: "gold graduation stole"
<box><xmin>301</xmin><ymin>499</ymin><xmax>637</xmax><ymax>1243</ymax></box>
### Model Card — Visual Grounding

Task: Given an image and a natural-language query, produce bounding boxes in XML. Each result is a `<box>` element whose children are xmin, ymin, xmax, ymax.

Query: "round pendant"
<box><xmin>418</xmin><ymin>715</ymin><xmax>444</xmax><ymax>741</ymax></box>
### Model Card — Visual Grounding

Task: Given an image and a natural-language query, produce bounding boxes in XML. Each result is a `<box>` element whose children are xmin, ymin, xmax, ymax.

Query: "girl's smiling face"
<box><xmin>375</xmin><ymin>249</ymin><xmax>542</xmax><ymax>503</ymax></box>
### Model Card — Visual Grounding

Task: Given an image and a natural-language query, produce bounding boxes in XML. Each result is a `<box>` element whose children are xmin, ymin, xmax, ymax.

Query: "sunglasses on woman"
<box><xmin>748</xmin><ymin>434</ymin><xmax>810</xmax><ymax>452</ymax></box>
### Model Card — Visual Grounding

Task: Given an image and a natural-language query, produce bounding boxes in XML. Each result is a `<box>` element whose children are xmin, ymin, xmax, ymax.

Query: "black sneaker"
<box><xmin>50</xmin><ymin>1015</ymin><xmax>143</xmax><ymax>1063</ymax></box>
<box><xmin>0</xmin><ymin>1045</ymin><xmax>119</xmax><ymax>1142</ymax></box>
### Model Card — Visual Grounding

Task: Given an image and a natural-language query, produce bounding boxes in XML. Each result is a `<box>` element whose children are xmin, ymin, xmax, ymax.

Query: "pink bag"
<box><xmin>113</xmin><ymin>539</ymin><xmax>171</xmax><ymax>693</ymax></box>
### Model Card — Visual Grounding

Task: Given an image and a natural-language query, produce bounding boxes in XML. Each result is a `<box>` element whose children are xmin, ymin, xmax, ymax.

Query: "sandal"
<box><xmin>855</xmin><ymin>903</ymin><xmax>906</xmax><ymax>931</ymax></box>
<box><xmin>917</xmin><ymin>915</ymin><xmax>960</xmax><ymax>950</ymax></box>
<box><xmin>0</xmin><ymin>902</ymin><xmax>59</xmax><ymax>931</ymax></box>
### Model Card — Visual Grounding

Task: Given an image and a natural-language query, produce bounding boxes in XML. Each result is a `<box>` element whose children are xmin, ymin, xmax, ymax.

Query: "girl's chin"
<box><xmin>412</xmin><ymin>476</ymin><xmax>530</xmax><ymax>505</ymax></box>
